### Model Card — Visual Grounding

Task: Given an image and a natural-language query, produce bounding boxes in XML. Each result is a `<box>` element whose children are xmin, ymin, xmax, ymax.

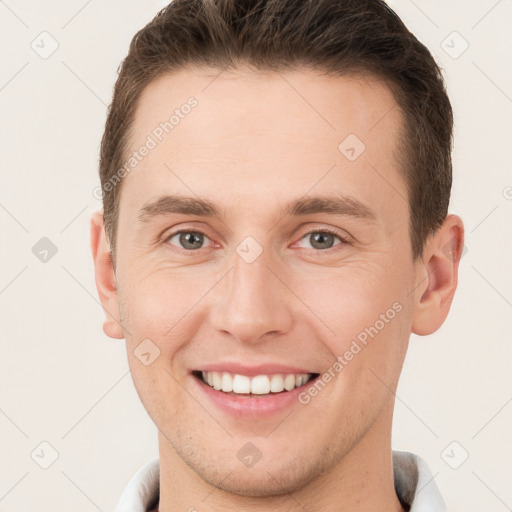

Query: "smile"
<box><xmin>196</xmin><ymin>370</ymin><xmax>317</xmax><ymax>395</ymax></box>
<box><xmin>191</xmin><ymin>364</ymin><xmax>321</xmax><ymax>417</ymax></box>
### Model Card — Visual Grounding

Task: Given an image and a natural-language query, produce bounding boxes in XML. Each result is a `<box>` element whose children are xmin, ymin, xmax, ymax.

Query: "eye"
<box><xmin>163</xmin><ymin>228</ymin><xmax>349</xmax><ymax>253</ymax></box>
<box><xmin>166</xmin><ymin>230</ymin><xmax>212</xmax><ymax>251</ymax></box>
<box><xmin>297</xmin><ymin>229</ymin><xmax>348</xmax><ymax>251</ymax></box>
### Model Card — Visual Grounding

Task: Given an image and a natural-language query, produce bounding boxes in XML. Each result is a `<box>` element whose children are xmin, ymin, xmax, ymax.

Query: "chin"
<box><xmin>201</xmin><ymin>464</ymin><xmax>317</xmax><ymax>497</ymax></box>
<box><xmin>183</xmin><ymin>443</ymin><xmax>331</xmax><ymax>498</ymax></box>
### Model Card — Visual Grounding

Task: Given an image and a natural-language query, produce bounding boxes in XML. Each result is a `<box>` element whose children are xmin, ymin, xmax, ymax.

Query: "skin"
<box><xmin>91</xmin><ymin>66</ymin><xmax>464</xmax><ymax>511</ymax></box>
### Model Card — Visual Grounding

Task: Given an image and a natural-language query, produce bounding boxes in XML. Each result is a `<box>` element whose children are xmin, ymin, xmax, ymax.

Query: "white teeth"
<box><xmin>221</xmin><ymin>372</ymin><xmax>233</xmax><ymax>392</ymax></box>
<box><xmin>270</xmin><ymin>374</ymin><xmax>284</xmax><ymax>392</ymax></box>
<box><xmin>199</xmin><ymin>371</ymin><xmax>312</xmax><ymax>395</ymax></box>
<box><xmin>284</xmin><ymin>374</ymin><xmax>296</xmax><ymax>391</ymax></box>
<box><xmin>212</xmin><ymin>372</ymin><xmax>222</xmax><ymax>390</ymax></box>
<box><xmin>251</xmin><ymin>375</ymin><xmax>270</xmax><ymax>395</ymax></box>
<box><xmin>232</xmin><ymin>374</ymin><xmax>251</xmax><ymax>393</ymax></box>
<box><xmin>298</xmin><ymin>375</ymin><xmax>308</xmax><ymax>386</ymax></box>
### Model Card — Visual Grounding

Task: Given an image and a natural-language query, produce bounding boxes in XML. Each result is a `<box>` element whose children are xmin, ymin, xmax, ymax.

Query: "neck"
<box><xmin>157</xmin><ymin>400</ymin><xmax>404</xmax><ymax>512</ymax></box>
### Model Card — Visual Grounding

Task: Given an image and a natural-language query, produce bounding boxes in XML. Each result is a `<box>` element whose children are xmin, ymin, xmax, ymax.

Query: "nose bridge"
<box><xmin>210</xmin><ymin>240</ymin><xmax>292</xmax><ymax>343</ymax></box>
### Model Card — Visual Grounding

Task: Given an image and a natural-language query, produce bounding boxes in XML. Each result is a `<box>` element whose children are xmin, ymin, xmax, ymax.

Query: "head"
<box><xmin>91</xmin><ymin>0</ymin><xmax>464</xmax><ymax>499</ymax></box>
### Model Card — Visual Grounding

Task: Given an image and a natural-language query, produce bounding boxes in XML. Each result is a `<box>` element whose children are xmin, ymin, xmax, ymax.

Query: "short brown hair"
<box><xmin>99</xmin><ymin>0</ymin><xmax>453</xmax><ymax>262</ymax></box>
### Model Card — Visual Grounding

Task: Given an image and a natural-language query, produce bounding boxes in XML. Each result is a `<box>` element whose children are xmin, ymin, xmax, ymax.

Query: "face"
<box><xmin>110</xmin><ymin>67</ymin><xmax>420</xmax><ymax>495</ymax></box>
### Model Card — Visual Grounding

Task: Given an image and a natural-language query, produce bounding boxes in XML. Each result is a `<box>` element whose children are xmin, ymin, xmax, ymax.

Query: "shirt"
<box><xmin>114</xmin><ymin>450</ymin><xmax>446</xmax><ymax>512</ymax></box>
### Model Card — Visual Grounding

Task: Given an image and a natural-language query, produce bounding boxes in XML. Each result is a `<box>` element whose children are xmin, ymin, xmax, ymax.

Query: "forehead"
<box><xmin>120</xmin><ymin>66</ymin><xmax>407</xmax><ymax>224</ymax></box>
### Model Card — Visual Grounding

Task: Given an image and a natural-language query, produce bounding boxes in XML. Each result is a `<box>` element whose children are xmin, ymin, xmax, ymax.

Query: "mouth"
<box><xmin>192</xmin><ymin>370</ymin><xmax>320</xmax><ymax>396</ymax></box>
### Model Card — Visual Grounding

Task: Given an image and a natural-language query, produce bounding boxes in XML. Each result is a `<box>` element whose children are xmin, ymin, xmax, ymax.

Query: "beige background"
<box><xmin>1</xmin><ymin>0</ymin><xmax>511</xmax><ymax>510</ymax></box>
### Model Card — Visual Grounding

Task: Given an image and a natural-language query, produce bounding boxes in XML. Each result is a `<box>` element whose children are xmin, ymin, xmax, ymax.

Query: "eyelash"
<box><xmin>164</xmin><ymin>227</ymin><xmax>350</xmax><ymax>253</ymax></box>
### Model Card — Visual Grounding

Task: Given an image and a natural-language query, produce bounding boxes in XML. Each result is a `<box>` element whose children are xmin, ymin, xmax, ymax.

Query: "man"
<box><xmin>90</xmin><ymin>0</ymin><xmax>464</xmax><ymax>510</ymax></box>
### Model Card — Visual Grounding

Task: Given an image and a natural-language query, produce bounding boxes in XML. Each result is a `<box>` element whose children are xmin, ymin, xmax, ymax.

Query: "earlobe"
<box><xmin>90</xmin><ymin>211</ymin><xmax>124</xmax><ymax>339</ymax></box>
<box><xmin>411</xmin><ymin>214</ymin><xmax>464</xmax><ymax>336</ymax></box>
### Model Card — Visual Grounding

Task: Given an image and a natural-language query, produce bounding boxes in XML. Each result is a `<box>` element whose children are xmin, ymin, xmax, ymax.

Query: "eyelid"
<box><xmin>293</xmin><ymin>226</ymin><xmax>351</xmax><ymax>251</ymax></box>
<box><xmin>295</xmin><ymin>221</ymin><xmax>352</xmax><ymax>240</ymax></box>
<box><xmin>159</xmin><ymin>221</ymin><xmax>216</xmax><ymax>243</ymax></box>
<box><xmin>164</xmin><ymin>228</ymin><xmax>216</xmax><ymax>250</ymax></box>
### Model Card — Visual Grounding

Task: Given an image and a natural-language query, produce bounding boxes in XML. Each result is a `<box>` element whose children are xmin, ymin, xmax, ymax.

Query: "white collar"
<box><xmin>114</xmin><ymin>450</ymin><xmax>446</xmax><ymax>512</ymax></box>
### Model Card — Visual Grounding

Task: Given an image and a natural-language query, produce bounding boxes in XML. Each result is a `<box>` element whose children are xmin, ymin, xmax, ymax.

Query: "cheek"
<box><xmin>294</xmin><ymin>262</ymin><xmax>412</xmax><ymax>407</ymax></box>
<box><xmin>294</xmin><ymin>260</ymin><xmax>407</xmax><ymax>344</ymax></box>
<box><xmin>118</xmin><ymin>266</ymin><xmax>205</xmax><ymax>341</ymax></box>
<box><xmin>117</xmin><ymin>266</ymin><xmax>219</xmax><ymax>396</ymax></box>
<box><xmin>118</xmin><ymin>272</ymin><xmax>191</xmax><ymax>421</ymax></box>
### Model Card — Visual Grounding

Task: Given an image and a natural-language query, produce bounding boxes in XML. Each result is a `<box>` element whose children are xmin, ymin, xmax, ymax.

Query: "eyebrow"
<box><xmin>137</xmin><ymin>193</ymin><xmax>377</xmax><ymax>223</ymax></box>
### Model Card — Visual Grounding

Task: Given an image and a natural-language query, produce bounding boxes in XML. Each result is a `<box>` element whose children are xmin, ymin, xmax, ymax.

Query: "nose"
<box><xmin>209</xmin><ymin>245</ymin><xmax>293</xmax><ymax>344</ymax></box>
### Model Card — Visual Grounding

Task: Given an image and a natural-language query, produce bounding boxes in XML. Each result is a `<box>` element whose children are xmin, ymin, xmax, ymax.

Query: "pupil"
<box><xmin>181</xmin><ymin>232</ymin><xmax>203</xmax><ymax>249</ymax></box>
<box><xmin>311</xmin><ymin>232</ymin><xmax>333</xmax><ymax>250</ymax></box>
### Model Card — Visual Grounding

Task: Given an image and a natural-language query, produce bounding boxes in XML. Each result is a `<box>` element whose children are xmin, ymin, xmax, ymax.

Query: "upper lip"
<box><xmin>192</xmin><ymin>362</ymin><xmax>317</xmax><ymax>376</ymax></box>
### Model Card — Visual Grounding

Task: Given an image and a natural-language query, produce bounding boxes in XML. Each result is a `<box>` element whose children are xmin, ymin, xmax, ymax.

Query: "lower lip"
<box><xmin>192</xmin><ymin>374</ymin><xmax>317</xmax><ymax>418</ymax></box>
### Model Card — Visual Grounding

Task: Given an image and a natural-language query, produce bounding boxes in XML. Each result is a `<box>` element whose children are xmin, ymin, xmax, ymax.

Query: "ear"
<box><xmin>411</xmin><ymin>214</ymin><xmax>465</xmax><ymax>336</ymax></box>
<box><xmin>90</xmin><ymin>211</ymin><xmax>124</xmax><ymax>339</ymax></box>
